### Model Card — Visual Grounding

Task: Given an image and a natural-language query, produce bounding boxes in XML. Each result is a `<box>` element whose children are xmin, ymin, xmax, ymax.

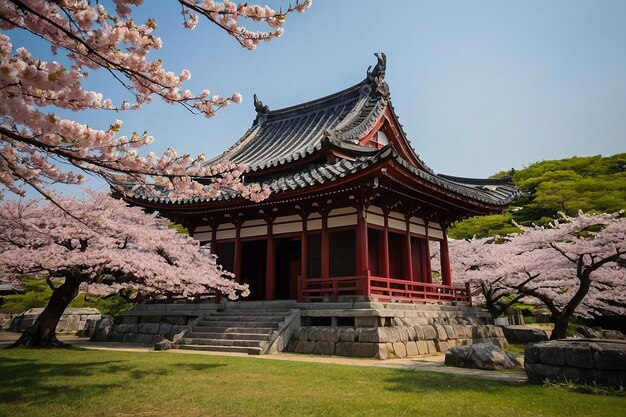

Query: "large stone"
<box><xmin>314</xmin><ymin>341</ymin><xmax>335</xmax><ymax>355</ymax></box>
<box><xmin>340</xmin><ymin>328</ymin><xmax>355</xmax><ymax>342</ymax></box>
<box><xmin>393</xmin><ymin>342</ymin><xmax>407</xmax><ymax>358</ymax></box>
<box><xmin>502</xmin><ymin>325</ymin><xmax>549</xmax><ymax>344</ymax></box>
<box><xmin>295</xmin><ymin>340</ymin><xmax>316</xmax><ymax>354</ymax></box>
<box><xmin>406</xmin><ymin>341</ymin><xmax>419</xmax><ymax>357</ymax></box>
<box><xmin>434</xmin><ymin>324</ymin><xmax>448</xmax><ymax>341</ymax></box>
<box><xmin>416</xmin><ymin>341</ymin><xmax>428</xmax><ymax>355</ymax></box>
<box><xmin>524</xmin><ymin>340</ymin><xmax>626</xmax><ymax>388</ymax></box>
<box><xmin>445</xmin><ymin>342</ymin><xmax>520</xmax><ymax>370</ymax></box>
<box><xmin>421</xmin><ymin>326</ymin><xmax>437</xmax><ymax>340</ymax></box>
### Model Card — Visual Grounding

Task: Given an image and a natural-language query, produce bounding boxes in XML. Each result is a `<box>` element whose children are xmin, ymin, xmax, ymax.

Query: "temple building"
<box><xmin>116</xmin><ymin>54</ymin><xmax>518</xmax><ymax>304</ymax></box>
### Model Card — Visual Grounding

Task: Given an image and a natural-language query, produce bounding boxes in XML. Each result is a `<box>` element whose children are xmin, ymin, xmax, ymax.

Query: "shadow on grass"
<box><xmin>383</xmin><ymin>368</ymin><xmax>522</xmax><ymax>395</ymax></box>
<box><xmin>0</xmin><ymin>354</ymin><xmax>226</xmax><ymax>406</ymax></box>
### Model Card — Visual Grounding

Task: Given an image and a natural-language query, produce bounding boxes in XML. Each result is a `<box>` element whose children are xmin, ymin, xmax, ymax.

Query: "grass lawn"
<box><xmin>1</xmin><ymin>348</ymin><xmax>624</xmax><ymax>417</ymax></box>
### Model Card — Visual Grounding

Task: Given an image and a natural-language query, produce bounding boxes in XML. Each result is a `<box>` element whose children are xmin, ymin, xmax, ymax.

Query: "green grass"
<box><xmin>1</xmin><ymin>348</ymin><xmax>625</xmax><ymax>417</ymax></box>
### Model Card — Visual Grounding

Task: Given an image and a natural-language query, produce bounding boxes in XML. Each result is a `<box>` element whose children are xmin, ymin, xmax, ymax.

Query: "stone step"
<box><xmin>194</xmin><ymin>320</ymin><xmax>280</xmax><ymax>328</ymax></box>
<box><xmin>178</xmin><ymin>338</ymin><xmax>266</xmax><ymax>348</ymax></box>
<box><xmin>215</xmin><ymin>309</ymin><xmax>291</xmax><ymax>315</ymax></box>
<box><xmin>172</xmin><ymin>344</ymin><xmax>262</xmax><ymax>355</ymax></box>
<box><xmin>201</xmin><ymin>314</ymin><xmax>286</xmax><ymax>322</ymax></box>
<box><xmin>186</xmin><ymin>331</ymin><xmax>271</xmax><ymax>341</ymax></box>
<box><xmin>191</xmin><ymin>326</ymin><xmax>277</xmax><ymax>334</ymax></box>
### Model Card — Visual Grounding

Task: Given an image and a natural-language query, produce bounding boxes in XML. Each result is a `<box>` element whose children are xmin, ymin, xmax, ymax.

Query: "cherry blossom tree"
<box><xmin>449</xmin><ymin>212</ymin><xmax>626</xmax><ymax>339</ymax></box>
<box><xmin>0</xmin><ymin>0</ymin><xmax>311</xmax><ymax>203</ymax></box>
<box><xmin>0</xmin><ymin>191</ymin><xmax>249</xmax><ymax>347</ymax></box>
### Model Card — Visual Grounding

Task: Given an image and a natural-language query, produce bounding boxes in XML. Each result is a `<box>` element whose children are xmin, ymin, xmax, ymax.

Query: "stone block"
<box><xmin>308</xmin><ymin>327</ymin><xmax>325</xmax><ymax>341</ymax></box>
<box><xmin>417</xmin><ymin>341</ymin><xmax>428</xmax><ymax>355</ymax></box>
<box><xmin>142</xmin><ymin>323</ymin><xmax>160</xmax><ymax>334</ymax></box>
<box><xmin>122</xmin><ymin>332</ymin><xmax>137</xmax><ymax>343</ymax></box>
<box><xmin>340</xmin><ymin>328</ymin><xmax>355</xmax><ymax>342</ymax></box>
<box><xmin>376</xmin><ymin>343</ymin><xmax>388</xmax><ymax>360</ymax></box>
<box><xmin>398</xmin><ymin>327</ymin><xmax>409</xmax><ymax>342</ymax></box>
<box><xmin>540</xmin><ymin>345</ymin><xmax>565</xmax><ymax>366</ymax></box>
<box><xmin>444</xmin><ymin>325</ymin><xmax>457</xmax><ymax>340</ymax></box>
<box><xmin>436</xmin><ymin>340</ymin><xmax>449</xmax><ymax>353</ymax></box>
<box><xmin>314</xmin><ymin>341</ymin><xmax>335</xmax><ymax>355</ymax></box>
<box><xmin>386</xmin><ymin>342</ymin><xmax>396</xmax><ymax>358</ymax></box>
<box><xmin>355</xmin><ymin>316</ymin><xmax>378</xmax><ymax>327</ymax></box>
<box><xmin>421</xmin><ymin>326</ymin><xmax>437</xmax><ymax>340</ymax></box>
<box><xmin>335</xmin><ymin>342</ymin><xmax>355</xmax><ymax>357</ymax></box>
<box><xmin>295</xmin><ymin>340</ymin><xmax>316</xmax><ymax>354</ymax></box>
<box><xmin>158</xmin><ymin>323</ymin><xmax>173</xmax><ymax>336</ymax></box>
<box><xmin>296</xmin><ymin>327</ymin><xmax>309</xmax><ymax>341</ymax></box>
<box><xmin>320</xmin><ymin>327</ymin><xmax>341</xmax><ymax>343</ymax></box>
<box><xmin>406</xmin><ymin>326</ymin><xmax>417</xmax><ymax>341</ymax></box>
<box><xmin>426</xmin><ymin>340</ymin><xmax>437</xmax><ymax>354</ymax></box>
<box><xmin>357</xmin><ymin>328</ymin><xmax>380</xmax><ymax>343</ymax></box>
<box><xmin>405</xmin><ymin>341</ymin><xmax>419</xmax><ymax>357</ymax></box>
<box><xmin>348</xmin><ymin>342</ymin><xmax>378</xmax><ymax>358</ymax></box>
<box><xmin>393</xmin><ymin>342</ymin><xmax>407</xmax><ymax>358</ymax></box>
<box><xmin>564</xmin><ymin>346</ymin><xmax>593</xmax><ymax>369</ymax></box>
<box><xmin>435</xmin><ymin>325</ymin><xmax>448</xmax><ymax>341</ymax></box>
<box><xmin>413</xmin><ymin>326</ymin><xmax>425</xmax><ymax>340</ymax></box>
<box><xmin>591</xmin><ymin>342</ymin><xmax>626</xmax><ymax>370</ymax></box>
<box><xmin>524</xmin><ymin>363</ymin><xmax>563</xmax><ymax>384</ymax></box>
<box><xmin>386</xmin><ymin>327</ymin><xmax>401</xmax><ymax>342</ymax></box>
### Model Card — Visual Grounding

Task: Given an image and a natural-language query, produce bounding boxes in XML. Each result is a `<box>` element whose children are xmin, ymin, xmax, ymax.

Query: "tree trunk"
<box><xmin>551</xmin><ymin>316</ymin><xmax>570</xmax><ymax>340</ymax></box>
<box><xmin>12</xmin><ymin>277</ymin><xmax>81</xmax><ymax>348</ymax></box>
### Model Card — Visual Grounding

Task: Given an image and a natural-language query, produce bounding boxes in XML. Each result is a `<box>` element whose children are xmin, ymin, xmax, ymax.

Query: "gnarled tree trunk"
<box><xmin>12</xmin><ymin>276</ymin><xmax>81</xmax><ymax>348</ymax></box>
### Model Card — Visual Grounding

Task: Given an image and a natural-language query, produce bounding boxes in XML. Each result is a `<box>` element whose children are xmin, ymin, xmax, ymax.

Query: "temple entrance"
<box><xmin>241</xmin><ymin>240</ymin><xmax>267</xmax><ymax>300</ymax></box>
<box><xmin>274</xmin><ymin>237</ymin><xmax>301</xmax><ymax>299</ymax></box>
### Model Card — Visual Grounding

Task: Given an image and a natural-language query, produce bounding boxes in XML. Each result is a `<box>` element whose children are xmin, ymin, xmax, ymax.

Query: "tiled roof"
<box><xmin>204</xmin><ymin>77</ymin><xmax>391</xmax><ymax>172</ymax></box>
<box><xmin>117</xmin><ymin>55</ymin><xmax>519</xmax><ymax>210</ymax></box>
<box><xmin>123</xmin><ymin>146</ymin><xmax>519</xmax><ymax>207</ymax></box>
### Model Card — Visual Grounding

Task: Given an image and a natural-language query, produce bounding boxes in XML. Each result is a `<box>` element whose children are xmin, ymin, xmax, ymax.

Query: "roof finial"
<box><xmin>367</xmin><ymin>52</ymin><xmax>386</xmax><ymax>81</ymax></box>
<box><xmin>366</xmin><ymin>52</ymin><xmax>389</xmax><ymax>98</ymax></box>
<box><xmin>253</xmin><ymin>93</ymin><xmax>270</xmax><ymax>115</ymax></box>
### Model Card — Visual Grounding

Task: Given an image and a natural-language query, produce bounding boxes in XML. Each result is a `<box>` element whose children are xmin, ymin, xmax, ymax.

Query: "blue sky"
<box><xmin>8</xmin><ymin>0</ymin><xmax>626</xmax><ymax>194</ymax></box>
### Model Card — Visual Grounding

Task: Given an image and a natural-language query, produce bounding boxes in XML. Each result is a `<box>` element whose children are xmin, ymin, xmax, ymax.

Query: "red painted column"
<box><xmin>321</xmin><ymin>210</ymin><xmax>330</xmax><ymax>278</ymax></box>
<box><xmin>440</xmin><ymin>228</ymin><xmax>452</xmax><ymax>287</ymax></box>
<box><xmin>381</xmin><ymin>212</ymin><xmax>390</xmax><ymax>278</ymax></box>
<box><xmin>423</xmin><ymin>221</ymin><xmax>432</xmax><ymax>284</ymax></box>
<box><xmin>355</xmin><ymin>203</ymin><xmax>369</xmax><ymax>276</ymax></box>
<box><xmin>265</xmin><ymin>219</ymin><xmax>276</xmax><ymax>300</ymax></box>
<box><xmin>404</xmin><ymin>217</ymin><xmax>413</xmax><ymax>281</ymax></box>
<box><xmin>300</xmin><ymin>213</ymin><xmax>309</xmax><ymax>280</ymax></box>
<box><xmin>233</xmin><ymin>222</ymin><xmax>242</xmax><ymax>284</ymax></box>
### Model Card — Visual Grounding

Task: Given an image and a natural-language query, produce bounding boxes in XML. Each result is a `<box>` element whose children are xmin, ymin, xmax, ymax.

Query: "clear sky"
<box><xmin>9</xmin><ymin>0</ymin><xmax>626</xmax><ymax>193</ymax></box>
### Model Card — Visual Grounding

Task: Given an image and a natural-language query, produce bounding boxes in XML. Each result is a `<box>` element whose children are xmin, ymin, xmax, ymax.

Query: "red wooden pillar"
<box><xmin>423</xmin><ymin>221</ymin><xmax>432</xmax><ymax>284</ymax></box>
<box><xmin>265</xmin><ymin>218</ymin><xmax>276</xmax><ymax>300</ymax></box>
<box><xmin>404</xmin><ymin>217</ymin><xmax>413</xmax><ymax>281</ymax></box>
<box><xmin>355</xmin><ymin>202</ymin><xmax>369</xmax><ymax>276</ymax></box>
<box><xmin>321</xmin><ymin>210</ymin><xmax>330</xmax><ymax>278</ymax></box>
<box><xmin>440</xmin><ymin>228</ymin><xmax>452</xmax><ymax>286</ymax></box>
<box><xmin>381</xmin><ymin>211</ymin><xmax>390</xmax><ymax>278</ymax></box>
<box><xmin>233</xmin><ymin>221</ymin><xmax>242</xmax><ymax>284</ymax></box>
<box><xmin>300</xmin><ymin>212</ymin><xmax>309</xmax><ymax>280</ymax></box>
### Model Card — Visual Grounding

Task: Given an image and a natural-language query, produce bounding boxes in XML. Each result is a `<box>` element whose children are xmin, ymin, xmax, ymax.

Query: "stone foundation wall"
<box><xmin>525</xmin><ymin>339</ymin><xmax>626</xmax><ymax>388</ymax></box>
<box><xmin>89</xmin><ymin>302</ymin><xmax>218</xmax><ymax>344</ymax></box>
<box><xmin>90</xmin><ymin>318</ymin><xmax>187</xmax><ymax>344</ymax></box>
<box><xmin>9</xmin><ymin>308</ymin><xmax>101</xmax><ymax>333</ymax></box>
<box><xmin>287</xmin><ymin>302</ymin><xmax>506</xmax><ymax>359</ymax></box>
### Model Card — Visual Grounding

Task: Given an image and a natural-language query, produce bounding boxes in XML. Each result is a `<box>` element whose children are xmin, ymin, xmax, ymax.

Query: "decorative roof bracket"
<box><xmin>366</xmin><ymin>52</ymin><xmax>390</xmax><ymax>98</ymax></box>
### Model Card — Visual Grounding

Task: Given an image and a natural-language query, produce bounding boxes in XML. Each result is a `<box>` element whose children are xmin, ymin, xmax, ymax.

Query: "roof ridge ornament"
<box><xmin>253</xmin><ymin>93</ymin><xmax>270</xmax><ymax>115</ymax></box>
<box><xmin>366</xmin><ymin>52</ymin><xmax>389</xmax><ymax>98</ymax></box>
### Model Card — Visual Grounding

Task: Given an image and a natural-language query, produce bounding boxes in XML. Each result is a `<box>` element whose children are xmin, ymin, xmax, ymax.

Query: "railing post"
<box><xmin>297</xmin><ymin>275</ymin><xmax>303</xmax><ymax>303</ymax></box>
<box><xmin>465</xmin><ymin>281</ymin><xmax>472</xmax><ymax>306</ymax></box>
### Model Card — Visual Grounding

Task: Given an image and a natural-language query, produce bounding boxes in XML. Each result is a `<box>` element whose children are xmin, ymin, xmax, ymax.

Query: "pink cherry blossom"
<box><xmin>0</xmin><ymin>0</ymin><xmax>310</xmax><ymax>202</ymax></box>
<box><xmin>448</xmin><ymin>212</ymin><xmax>626</xmax><ymax>339</ymax></box>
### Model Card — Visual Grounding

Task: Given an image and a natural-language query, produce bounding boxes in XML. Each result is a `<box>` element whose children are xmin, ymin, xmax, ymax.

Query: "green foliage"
<box><xmin>0</xmin><ymin>279</ymin><xmax>51</xmax><ymax>313</ymax></box>
<box><xmin>450</xmin><ymin>153</ymin><xmax>626</xmax><ymax>238</ymax></box>
<box><xmin>0</xmin><ymin>278</ymin><xmax>131</xmax><ymax>318</ymax></box>
<box><xmin>167</xmin><ymin>221</ymin><xmax>189</xmax><ymax>235</ymax></box>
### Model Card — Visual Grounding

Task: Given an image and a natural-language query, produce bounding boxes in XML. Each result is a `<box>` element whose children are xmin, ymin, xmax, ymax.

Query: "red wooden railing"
<box><xmin>297</xmin><ymin>272</ymin><xmax>470</xmax><ymax>304</ymax></box>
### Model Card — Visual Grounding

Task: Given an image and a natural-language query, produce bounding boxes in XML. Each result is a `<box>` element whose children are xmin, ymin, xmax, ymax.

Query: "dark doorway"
<box><xmin>330</xmin><ymin>230</ymin><xmax>356</xmax><ymax>277</ymax></box>
<box><xmin>241</xmin><ymin>240</ymin><xmax>267</xmax><ymax>300</ymax></box>
<box><xmin>275</xmin><ymin>237</ymin><xmax>301</xmax><ymax>299</ymax></box>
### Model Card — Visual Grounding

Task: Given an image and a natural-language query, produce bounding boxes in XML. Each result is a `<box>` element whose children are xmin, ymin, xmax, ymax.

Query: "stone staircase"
<box><xmin>173</xmin><ymin>301</ymin><xmax>296</xmax><ymax>355</ymax></box>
